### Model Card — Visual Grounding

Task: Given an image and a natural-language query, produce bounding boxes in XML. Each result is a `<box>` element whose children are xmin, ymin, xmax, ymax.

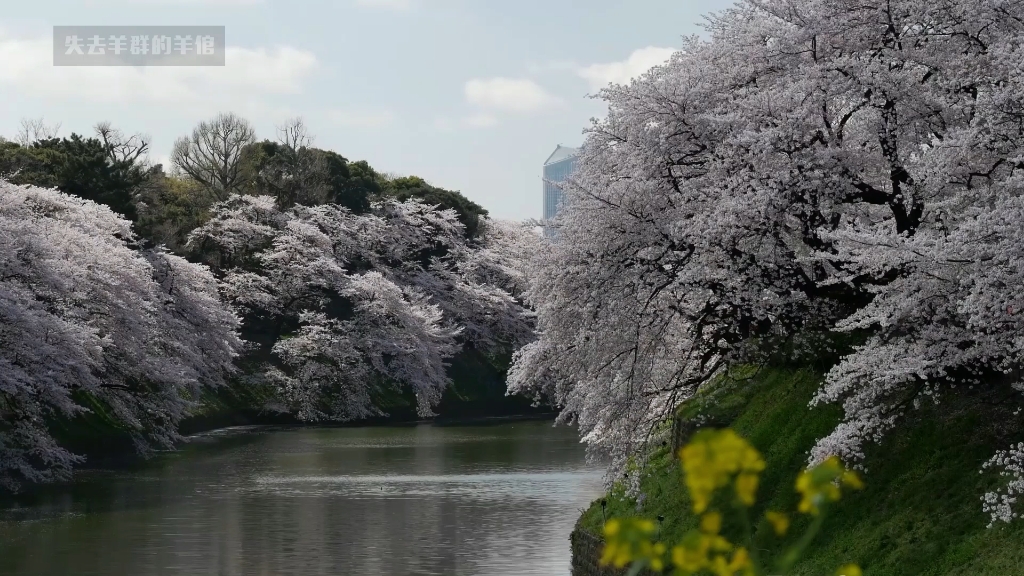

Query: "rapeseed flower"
<box><xmin>600</xmin><ymin>429</ymin><xmax>864</xmax><ymax>576</ymax></box>
<box><xmin>670</xmin><ymin>530</ymin><xmax>737</xmax><ymax>575</ymax></box>
<box><xmin>679</xmin><ymin>429</ymin><xmax>766</xmax><ymax>513</ymax></box>
<box><xmin>796</xmin><ymin>456</ymin><xmax>864</xmax><ymax>516</ymax></box>
<box><xmin>700</xmin><ymin>511</ymin><xmax>723</xmax><ymax>534</ymax></box>
<box><xmin>600</xmin><ymin>517</ymin><xmax>665</xmax><ymax>570</ymax></box>
<box><xmin>709</xmin><ymin>547</ymin><xmax>754</xmax><ymax>576</ymax></box>
<box><xmin>765</xmin><ymin>511</ymin><xmax>790</xmax><ymax>536</ymax></box>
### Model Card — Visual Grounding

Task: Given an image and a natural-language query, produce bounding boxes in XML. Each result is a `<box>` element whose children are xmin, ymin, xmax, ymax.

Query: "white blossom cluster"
<box><xmin>509</xmin><ymin>0</ymin><xmax>1024</xmax><ymax>499</ymax></box>
<box><xmin>982</xmin><ymin>443</ymin><xmax>1024</xmax><ymax>526</ymax></box>
<box><xmin>0</xmin><ymin>181</ymin><xmax>241</xmax><ymax>489</ymax></box>
<box><xmin>189</xmin><ymin>195</ymin><xmax>537</xmax><ymax>421</ymax></box>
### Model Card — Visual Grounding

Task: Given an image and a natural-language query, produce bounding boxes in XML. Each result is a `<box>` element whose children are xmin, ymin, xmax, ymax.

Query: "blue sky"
<box><xmin>0</xmin><ymin>0</ymin><xmax>735</xmax><ymax>220</ymax></box>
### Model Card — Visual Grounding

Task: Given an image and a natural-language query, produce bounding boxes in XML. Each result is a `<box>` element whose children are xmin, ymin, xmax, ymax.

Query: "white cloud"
<box><xmin>464</xmin><ymin>77</ymin><xmax>561</xmax><ymax>114</ymax></box>
<box><xmin>525</xmin><ymin>59</ymin><xmax>579</xmax><ymax>74</ymax></box>
<box><xmin>355</xmin><ymin>0</ymin><xmax>414</xmax><ymax>10</ymax></box>
<box><xmin>577</xmin><ymin>46</ymin><xmax>677</xmax><ymax>91</ymax></box>
<box><xmin>327</xmin><ymin>108</ymin><xmax>397</xmax><ymax>128</ymax></box>
<box><xmin>0</xmin><ymin>32</ymin><xmax>317</xmax><ymax>108</ymax></box>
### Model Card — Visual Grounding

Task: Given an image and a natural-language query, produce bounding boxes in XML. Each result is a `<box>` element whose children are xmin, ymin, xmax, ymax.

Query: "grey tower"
<box><xmin>542</xmin><ymin>145</ymin><xmax>578</xmax><ymax>238</ymax></box>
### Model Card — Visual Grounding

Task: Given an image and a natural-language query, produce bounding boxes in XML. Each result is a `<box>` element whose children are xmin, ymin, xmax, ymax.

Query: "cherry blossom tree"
<box><xmin>0</xmin><ymin>181</ymin><xmax>240</xmax><ymax>490</ymax></box>
<box><xmin>189</xmin><ymin>194</ymin><xmax>536</xmax><ymax>421</ymax></box>
<box><xmin>509</xmin><ymin>0</ymin><xmax>1024</xmax><ymax>490</ymax></box>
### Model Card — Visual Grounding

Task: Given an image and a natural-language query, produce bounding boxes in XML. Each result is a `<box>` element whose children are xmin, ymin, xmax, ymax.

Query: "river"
<box><xmin>0</xmin><ymin>420</ymin><xmax>605</xmax><ymax>576</ymax></box>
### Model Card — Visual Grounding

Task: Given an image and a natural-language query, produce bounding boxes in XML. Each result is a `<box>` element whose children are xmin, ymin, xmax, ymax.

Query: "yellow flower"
<box><xmin>679</xmin><ymin>429</ymin><xmax>765</xmax><ymax>513</ymax></box>
<box><xmin>604</xmin><ymin>518</ymin><xmax>621</xmax><ymax>538</ymax></box>
<box><xmin>672</xmin><ymin>538</ymin><xmax>709</xmax><ymax>573</ymax></box>
<box><xmin>700</xmin><ymin>511</ymin><xmax>723</xmax><ymax>534</ymax></box>
<box><xmin>600</xmin><ymin>518</ymin><xmax>669</xmax><ymax>570</ymax></box>
<box><xmin>708</xmin><ymin>534</ymin><xmax>733</xmax><ymax>552</ymax></box>
<box><xmin>735</xmin><ymin>472</ymin><xmax>759</xmax><ymax>506</ymax></box>
<box><xmin>673</xmin><ymin>543</ymin><xmax>705</xmax><ymax>573</ymax></box>
<box><xmin>599</xmin><ymin>541</ymin><xmax>621</xmax><ymax>566</ymax></box>
<box><xmin>796</xmin><ymin>456</ymin><xmax>862</xmax><ymax>516</ymax></box>
<box><xmin>708</xmin><ymin>547</ymin><xmax>754</xmax><ymax>576</ymax></box>
<box><xmin>765</xmin><ymin>510</ymin><xmax>790</xmax><ymax>536</ymax></box>
<box><xmin>670</xmin><ymin>530</ymin><xmax>738</xmax><ymax>575</ymax></box>
<box><xmin>727</xmin><ymin>548</ymin><xmax>754</xmax><ymax>576</ymax></box>
<box><xmin>605</xmin><ymin>431</ymin><xmax>862</xmax><ymax>576</ymax></box>
<box><xmin>835</xmin><ymin>563</ymin><xmax>862</xmax><ymax>576</ymax></box>
<box><xmin>842</xmin><ymin>470</ymin><xmax>864</xmax><ymax>490</ymax></box>
<box><xmin>709</xmin><ymin>554</ymin><xmax>730</xmax><ymax>575</ymax></box>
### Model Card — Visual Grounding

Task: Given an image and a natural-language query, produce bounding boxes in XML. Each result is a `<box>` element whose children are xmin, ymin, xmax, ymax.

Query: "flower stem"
<box><xmin>777</xmin><ymin>510</ymin><xmax>826</xmax><ymax>574</ymax></box>
<box><xmin>736</xmin><ymin>502</ymin><xmax>765</xmax><ymax>575</ymax></box>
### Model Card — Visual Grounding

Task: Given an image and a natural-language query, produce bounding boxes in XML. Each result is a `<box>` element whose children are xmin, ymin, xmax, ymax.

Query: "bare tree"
<box><xmin>171</xmin><ymin>112</ymin><xmax>256</xmax><ymax>201</ymax></box>
<box><xmin>15</xmin><ymin>117</ymin><xmax>61</xmax><ymax>146</ymax></box>
<box><xmin>95</xmin><ymin>121</ymin><xmax>150</xmax><ymax>165</ymax></box>
<box><xmin>276</xmin><ymin>117</ymin><xmax>314</xmax><ymax>151</ymax></box>
<box><xmin>251</xmin><ymin>116</ymin><xmax>333</xmax><ymax>207</ymax></box>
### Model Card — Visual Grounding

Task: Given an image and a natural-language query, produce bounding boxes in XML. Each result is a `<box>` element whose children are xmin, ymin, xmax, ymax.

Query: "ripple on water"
<box><xmin>247</xmin><ymin>470</ymin><xmax>605</xmax><ymax>500</ymax></box>
<box><xmin>0</xmin><ymin>423</ymin><xmax>605</xmax><ymax>576</ymax></box>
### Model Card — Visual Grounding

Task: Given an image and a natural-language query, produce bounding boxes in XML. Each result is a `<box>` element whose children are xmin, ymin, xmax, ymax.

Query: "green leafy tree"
<box><xmin>0</xmin><ymin>127</ymin><xmax>151</xmax><ymax>221</ymax></box>
<box><xmin>320</xmin><ymin>154</ymin><xmax>376</xmax><ymax>214</ymax></box>
<box><xmin>235</xmin><ymin>118</ymin><xmax>376</xmax><ymax>213</ymax></box>
<box><xmin>134</xmin><ymin>167</ymin><xmax>216</xmax><ymax>252</ymax></box>
<box><xmin>0</xmin><ymin>140</ymin><xmax>62</xmax><ymax>188</ymax></box>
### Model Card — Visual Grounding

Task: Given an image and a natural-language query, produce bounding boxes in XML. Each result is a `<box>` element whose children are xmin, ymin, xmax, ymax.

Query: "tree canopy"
<box><xmin>0</xmin><ymin>133</ymin><xmax>152</xmax><ymax>221</ymax></box>
<box><xmin>0</xmin><ymin>181</ymin><xmax>241</xmax><ymax>489</ymax></box>
<box><xmin>509</xmin><ymin>0</ymin><xmax>1024</xmax><ymax>493</ymax></box>
<box><xmin>381</xmin><ymin>176</ymin><xmax>489</xmax><ymax>238</ymax></box>
<box><xmin>187</xmin><ymin>194</ymin><xmax>536</xmax><ymax>421</ymax></box>
<box><xmin>0</xmin><ymin>112</ymin><xmax>536</xmax><ymax>490</ymax></box>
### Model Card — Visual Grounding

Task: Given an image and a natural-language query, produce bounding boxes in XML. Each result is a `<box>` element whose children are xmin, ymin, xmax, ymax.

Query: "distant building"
<box><xmin>542</xmin><ymin>145</ymin><xmax>578</xmax><ymax>238</ymax></box>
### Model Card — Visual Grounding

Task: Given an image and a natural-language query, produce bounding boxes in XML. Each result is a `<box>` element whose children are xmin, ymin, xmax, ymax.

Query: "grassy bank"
<box><xmin>578</xmin><ymin>368</ymin><xmax>1024</xmax><ymax>575</ymax></box>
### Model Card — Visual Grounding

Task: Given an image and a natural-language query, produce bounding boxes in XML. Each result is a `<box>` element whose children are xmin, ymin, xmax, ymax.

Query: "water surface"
<box><xmin>0</xmin><ymin>420</ymin><xmax>604</xmax><ymax>576</ymax></box>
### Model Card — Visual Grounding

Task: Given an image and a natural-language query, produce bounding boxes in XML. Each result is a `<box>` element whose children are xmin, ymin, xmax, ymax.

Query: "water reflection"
<box><xmin>0</xmin><ymin>420</ymin><xmax>605</xmax><ymax>576</ymax></box>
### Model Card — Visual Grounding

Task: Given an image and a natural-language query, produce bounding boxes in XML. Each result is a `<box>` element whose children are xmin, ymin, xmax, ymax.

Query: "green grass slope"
<box><xmin>577</xmin><ymin>368</ymin><xmax>1024</xmax><ymax>575</ymax></box>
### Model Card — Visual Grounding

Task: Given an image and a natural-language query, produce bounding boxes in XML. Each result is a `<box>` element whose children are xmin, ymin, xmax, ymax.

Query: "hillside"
<box><xmin>576</xmin><ymin>368</ymin><xmax>1024</xmax><ymax>575</ymax></box>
